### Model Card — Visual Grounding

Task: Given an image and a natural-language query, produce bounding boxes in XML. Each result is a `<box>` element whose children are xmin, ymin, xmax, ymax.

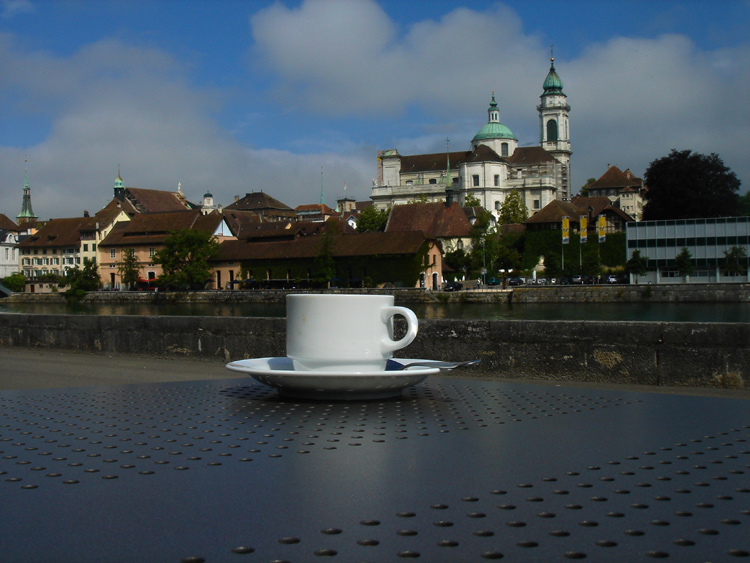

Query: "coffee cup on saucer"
<box><xmin>286</xmin><ymin>294</ymin><xmax>418</xmax><ymax>373</ymax></box>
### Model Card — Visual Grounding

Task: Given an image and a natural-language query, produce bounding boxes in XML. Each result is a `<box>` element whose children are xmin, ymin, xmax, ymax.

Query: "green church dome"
<box><xmin>472</xmin><ymin>93</ymin><xmax>517</xmax><ymax>142</ymax></box>
<box><xmin>472</xmin><ymin>122</ymin><xmax>517</xmax><ymax>142</ymax></box>
<box><xmin>543</xmin><ymin>59</ymin><xmax>565</xmax><ymax>95</ymax></box>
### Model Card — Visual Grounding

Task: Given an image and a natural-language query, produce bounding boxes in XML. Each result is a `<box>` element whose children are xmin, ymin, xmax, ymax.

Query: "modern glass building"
<box><xmin>626</xmin><ymin>217</ymin><xmax>750</xmax><ymax>283</ymax></box>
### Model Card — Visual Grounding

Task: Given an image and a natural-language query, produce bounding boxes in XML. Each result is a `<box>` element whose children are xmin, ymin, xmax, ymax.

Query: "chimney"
<box><xmin>83</xmin><ymin>210</ymin><xmax>90</xmax><ymax>217</ymax></box>
<box><xmin>234</xmin><ymin>195</ymin><xmax>240</xmax><ymax>202</ymax></box>
<box><xmin>445</xmin><ymin>186</ymin><xmax>454</xmax><ymax>207</ymax></box>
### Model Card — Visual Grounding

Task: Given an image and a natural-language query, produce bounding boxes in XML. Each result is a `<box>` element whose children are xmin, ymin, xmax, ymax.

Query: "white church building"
<box><xmin>371</xmin><ymin>58</ymin><xmax>572</xmax><ymax>219</ymax></box>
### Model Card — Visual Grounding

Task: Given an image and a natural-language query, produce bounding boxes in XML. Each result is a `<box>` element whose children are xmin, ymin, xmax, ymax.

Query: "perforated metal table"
<box><xmin>1</xmin><ymin>376</ymin><xmax>749</xmax><ymax>562</ymax></box>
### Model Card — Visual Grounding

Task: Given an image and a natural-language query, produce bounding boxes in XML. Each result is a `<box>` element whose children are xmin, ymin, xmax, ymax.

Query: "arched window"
<box><xmin>546</xmin><ymin>119</ymin><xmax>558</xmax><ymax>142</ymax></box>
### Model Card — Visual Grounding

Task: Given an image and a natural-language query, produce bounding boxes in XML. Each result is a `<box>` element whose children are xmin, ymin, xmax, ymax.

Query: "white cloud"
<box><xmin>1</xmin><ymin>0</ymin><xmax>748</xmax><ymax>225</ymax></box>
<box><xmin>0</xmin><ymin>31</ymin><xmax>374</xmax><ymax>220</ymax></box>
<box><xmin>250</xmin><ymin>0</ymin><xmax>750</xmax><ymax>191</ymax></box>
<box><xmin>1</xmin><ymin>0</ymin><xmax>34</xmax><ymax>19</ymax></box>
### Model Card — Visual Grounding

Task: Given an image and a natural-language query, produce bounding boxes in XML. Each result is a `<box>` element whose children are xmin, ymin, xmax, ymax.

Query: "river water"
<box><xmin>1</xmin><ymin>300</ymin><xmax>748</xmax><ymax>322</ymax></box>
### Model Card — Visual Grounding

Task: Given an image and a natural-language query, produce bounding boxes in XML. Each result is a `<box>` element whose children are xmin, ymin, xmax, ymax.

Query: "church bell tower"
<box><xmin>538</xmin><ymin>54</ymin><xmax>572</xmax><ymax>200</ymax></box>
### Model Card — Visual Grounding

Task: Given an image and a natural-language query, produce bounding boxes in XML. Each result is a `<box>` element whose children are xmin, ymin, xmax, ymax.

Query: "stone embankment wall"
<box><xmin>1</xmin><ymin>313</ymin><xmax>747</xmax><ymax>389</ymax></box>
<box><xmin>512</xmin><ymin>283</ymin><xmax>750</xmax><ymax>303</ymax></box>
<box><xmin>8</xmin><ymin>282</ymin><xmax>750</xmax><ymax>305</ymax></box>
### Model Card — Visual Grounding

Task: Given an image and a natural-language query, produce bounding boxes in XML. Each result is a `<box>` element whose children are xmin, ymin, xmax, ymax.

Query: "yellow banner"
<box><xmin>562</xmin><ymin>216</ymin><xmax>570</xmax><ymax>244</ymax></box>
<box><xmin>598</xmin><ymin>215</ymin><xmax>606</xmax><ymax>243</ymax></box>
<box><xmin>580</xmin><ymin>215</ymin><xmax>588</xmax><ymax>244</ymax></box>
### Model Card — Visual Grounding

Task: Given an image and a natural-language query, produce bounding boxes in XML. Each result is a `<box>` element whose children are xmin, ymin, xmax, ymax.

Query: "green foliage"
<box><xmin>117</xmin><ymin>247</ymin><xmax>141</xmax><ymax>290</ymax></box>
<box><xmin>356</xmin><ymin>206</ymin><xmax>389</xmax><ymax>233</ymax></box>
<box><xmin>673</xmin><ymin>247</ymin><xmax>694</xmax><ymax>280</ymax></box>
<box><xmin>739</xmin><ymin>192</ymin><xmax>750</xmax><ymax>216</ymax></box>
<box><xmin>59</xmin><ymin>259</ymin><xmax>101</xmax><ymax>300</ymax></box>
<box><xmin>626</xmin><ymin>249</ymin><xmax>649</xmax><ymax>283</ymax></box>
<box><xmin>464</xmin><ymin>193</ymin><xmax>481</xmax><ymax>207</ymax></box>
<box><xmin>444</xmin><ymin>249</ymin><xmax>470</xmax><ymax>281</ymax></box>
<box><xmin>643</xmin><ymin>149</ymin><xmax>741</xmax><ymax>220</ymax></box>
<box><xmin>523</xmin><ymin>230</ymin><xmax>626</xmax><ymax>275</ymax></box>
<box><xmin>578</xmin><ymin>177</ymin><xmax>597</xmax><ymax>197</ymax></box>
<box><xmin>723</xmin><ymin>245</ymin><xmax>748</xmax><ymax>276</ymax></box>
<box><xmin>313</xmin><ymin>230</ymin><xmax>336</xmax><ymax>284</ymax></box>
<box><xmin>2</xmin><ymin>272</ymin><xmax>25</xmax><ymax>292</ymax></box>
<box><xmin>154</xmin><ymin>229</ymin><xmax>220</xmax><ymax>290</ymax></box>
<box><xmin>497</xmin><ymin>190</ymin><xmax>529</xmax><ymax>225</ymax></box>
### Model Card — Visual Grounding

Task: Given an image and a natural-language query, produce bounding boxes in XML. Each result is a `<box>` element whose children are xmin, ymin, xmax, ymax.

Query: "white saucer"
<box><xmin>225</xmin><ymin>357</ymin><xmax>440</xmax><ymax>400</ymax></box>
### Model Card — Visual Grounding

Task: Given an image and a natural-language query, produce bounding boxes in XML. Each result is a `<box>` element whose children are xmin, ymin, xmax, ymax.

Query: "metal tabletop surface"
<box><xmin>1</xmin><ymin>375</ymin><xmax>748</xmax><ymax>562</ymax></box>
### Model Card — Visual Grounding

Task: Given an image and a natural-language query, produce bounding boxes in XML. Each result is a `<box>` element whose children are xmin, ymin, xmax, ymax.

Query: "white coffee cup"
<box><xmin>286</xmin><ymin>294</ymin><xmax>419</xmax><ymax>373</ymax></box>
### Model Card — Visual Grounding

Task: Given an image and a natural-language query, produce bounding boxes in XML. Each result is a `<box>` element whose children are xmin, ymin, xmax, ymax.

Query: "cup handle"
<box><xmin>380</xmin><ymin>306</ymin><xmax>419</xmax><ymax>354</ymax></box>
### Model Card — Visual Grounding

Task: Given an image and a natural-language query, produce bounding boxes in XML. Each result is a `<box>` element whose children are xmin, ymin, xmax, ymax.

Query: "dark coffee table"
<box><xmin>2</xmin><ymin>376</ymin><xmax>748</xmax><ymax>562</ymax></box>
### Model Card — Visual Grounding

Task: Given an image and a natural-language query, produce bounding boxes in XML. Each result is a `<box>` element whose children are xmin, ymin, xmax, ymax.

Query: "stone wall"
<box><xmin>1</xmin><ymin>313</ymin><xmax>747</xmax><ymax>389</ymax></box>
<box><xmin>512</xmin><ymin>283</ymin><xmax>750</xmax><ymax>303</ymax></box>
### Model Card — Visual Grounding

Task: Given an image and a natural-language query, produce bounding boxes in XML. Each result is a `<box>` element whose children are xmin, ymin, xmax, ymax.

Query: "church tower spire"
<box><xmin>538</xmin><ymin>49</ymin><xmax>572</xmax><ymax>200</ymax></box>
<box><xmin>17</xmin><ymin>158</ymin><xmax>37</xmax><ymax>225</ymax></box>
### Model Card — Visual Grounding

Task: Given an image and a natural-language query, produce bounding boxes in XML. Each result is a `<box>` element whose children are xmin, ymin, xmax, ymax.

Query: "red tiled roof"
<box><xmin>588</xmin><ymin>166</ymin><xmax>642</xmax><ymax>190</ymax></box>
<box><xmin>217</xmin><ymin>231</ymin><xmax>430</xmax><ymax>262</ymax></box>
<box><xmin>385</xmin><ymin>202</ymin><xmax>472</xmax><ymax>238</ymax></box>
<box><xmin>18</xmin><ymin>217</ymin><xmax>99</xmax><ymax>248</ymax></box>
<box><xmin>99</xmin><ymin>210</ymin><xmax>223</xmax><ymax>247</ymax></box>
<box><xmin>524</xmin><ymin>200</ymin><xmax>582</xmax><ymax>225</ymax></box>
<box><xmin>224</xmin><ymin>192</ymin><xmax>294</xmax><ymax>212</ymax></box>
<box><xmin>0</xmin><ymin>214</ymin><xmax>19</xmax><ymax>231</ymax></box>
<box><xmin>295</xmin><ymin>203</ymin><xmax>336</xmax><ymax>214</ymax></box>
<box><xmin>504</xmin><ymin>146</ymin><xmax>558</xmax><ymax>164</ymax></box>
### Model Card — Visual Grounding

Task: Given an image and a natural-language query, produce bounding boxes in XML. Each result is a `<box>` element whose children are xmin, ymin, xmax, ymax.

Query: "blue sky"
<box><xmin>1</xmin><ymin>0</ymin><xmax>749</xmax><ymax>220</ymax></box>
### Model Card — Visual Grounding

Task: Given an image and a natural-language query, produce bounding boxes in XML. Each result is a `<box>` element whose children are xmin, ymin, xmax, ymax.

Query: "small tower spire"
<box><xmin>319</xmin><ymin>167</ymin><xmax>326</xmax><ymax>205</ymax></box>
<box><xmin>17</xmin><ymin>158</ymin><xmax>37</xmax><ymax>225</ymax></box>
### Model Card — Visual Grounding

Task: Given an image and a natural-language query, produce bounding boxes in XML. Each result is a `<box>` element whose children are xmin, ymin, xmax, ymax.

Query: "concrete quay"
<box><xmin>1</xmin><ymin>312</ymin><xmax>748</xmax><ymax>390</ymax></box>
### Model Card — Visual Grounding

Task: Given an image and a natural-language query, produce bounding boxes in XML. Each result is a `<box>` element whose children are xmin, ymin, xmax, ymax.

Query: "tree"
<box><xmin>464</xmin><ymin>193</ymin><xmax>481</xmax><ymax>207</ymax></box>
<box><xmin>313</xmin><ymin>230</ymin><xmax>336</xmax><ymax>285</ymax></box>
<box><xmin>59</xmin><ymin>259</ymin><xmax>101</xmax><ymax>300</ymax></box>
<box><xmin>723</xmin><ymin>246</ymin><xmax>748</xmax><ymax>276</ymax></box>
<box><xmin>643</xmin><ymin>149</ymin><xmax>741</xmax><ymax>220</ymax></box>
<box><xmin>497</xmin><ymin>190</ymin><xmax>529</xmax><ymax>224</ymax></box>
<box><xmin>2</xmin><ymin>272</ymin><xmax>25</xmax><ymax>292</ymax></box>
<box><xmin>739</xmin><ymin>192</ymin><xmax>750</xmax><ymax>216</ymax></box>
<box><xmin>154</xmin><ymin>229</ymin><xmax>220</xmax><ymax>290</ymax></box>
<box><xmin>673</xmin><ymin>247</ymin><xmax>694</xmax><ymax>281</ymax></box>
<box><xmin>578</xmin><ymin>177</ymin><xmax>597</xmax><ymax>197</ymax></box>
<box><xmin>356</xmin><ymin>206</ymin><xmax>389</xmax><ymax>233</ymax></box>
<box><xmin>117</xmin><ymin>247</ymin><xmax>141</xmax><ymax>290</ymax></box>
<box><xmin>625</xmin><ymin>249</ymin><xmax>648</xmax><ymax>283</ymax></box>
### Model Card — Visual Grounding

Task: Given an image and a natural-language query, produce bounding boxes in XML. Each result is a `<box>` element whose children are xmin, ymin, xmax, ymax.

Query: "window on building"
<box><xmin>534</xmin><ymin>200</ymin><xmax>540</xmax><ymax>209</ymax></box>
<box><xmin>452</xmin><ymin>177</ymin><xmax>459</xmax><ymax>185</ymax></box>
<box><xmin>429</xmin><ymin>178</ymin><xmax>437</xmax><ymax>184</ymax></box>
<box><xmin>547</xmin><ymin>119</ymin><xmax>558</xmax><ymax>142</ymax></box>
<box><xmin>494</xmin><ymin>174</ymin><xmax>500</xmax><ymax>186</ymax></box>
<box><xmin>501</xmin><ymin>143</ymin><xmax>509</xmax><ymax>157</ymax></box>
<box><xmin>495</xmin><ymin>201</ymin><xmax>501</xmax><ymax>211</ymax></box>
<box><xmin>472</xmin><ymin>175</ymin><xmax>480</xmax><ymax>187</ymax></box>
<box><xmin>83</xmin><ymin>244</ymin><xmax>88</xmax><ymax>252</ymax></box>
<box><xmin>406</xmin><ymin>180</ymin><xmax>413</xmax><ymax>186</ymax></box>
<box><xmin>110</xmin><ymin>249</ymin><xmax>116</xmax><ymax>259</ymax></box>
<box><xmin>149</xmin><ymin>247</ymin><xmax>155</xmax><ymax>258</ymax></box>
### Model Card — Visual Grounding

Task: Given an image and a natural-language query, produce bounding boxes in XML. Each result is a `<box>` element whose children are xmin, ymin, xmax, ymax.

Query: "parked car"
<box><xmin>570</xmin><ymin>275</ymin><xmax>584</xmax><ymax>284</ymax></box>
<box><xmin>487</xmin><ymin>277</ymin><xmax>502</xmax><ymax>286</ymax></box>
<box><xmin>507</xmin><ymin>277</ymin><xmax>524</xmax><ymax>286</ymax></box>
<box><xmin>444</xmin><ymin>281</ymin><xmax>463</xmax><ymax>292</ymax></box>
